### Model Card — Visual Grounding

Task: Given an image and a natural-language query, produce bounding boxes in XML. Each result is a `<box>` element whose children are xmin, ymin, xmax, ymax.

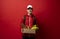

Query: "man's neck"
<box><xmin>28</xmin><ymin>13</ymin><xmax>32</xmax><ymax>16</ymax></box>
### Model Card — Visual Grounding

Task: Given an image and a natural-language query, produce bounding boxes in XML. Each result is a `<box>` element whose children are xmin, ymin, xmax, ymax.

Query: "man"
<box><xmin>20</xmin><ymin>5</ymin><xmax>38</xmax><ymax>39</ymax></box>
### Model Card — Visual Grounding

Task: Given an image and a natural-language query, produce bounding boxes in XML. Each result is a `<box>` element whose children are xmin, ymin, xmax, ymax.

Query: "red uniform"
<box><xmin>20</xmin><ymin>14</ymin><xmax>37</xmax><ymax>39</ymax></box>
<box><xmin>21</xmin><ymin>14</ymin><xmax>36</xmax><ymax>28</ymax></box>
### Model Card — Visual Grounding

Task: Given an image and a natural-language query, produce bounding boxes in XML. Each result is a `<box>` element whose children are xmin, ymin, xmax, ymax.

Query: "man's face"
<box><xmin>27</xmin><ymin>9</ymin><xmax>33</xmax><ymax>14</ymax></box>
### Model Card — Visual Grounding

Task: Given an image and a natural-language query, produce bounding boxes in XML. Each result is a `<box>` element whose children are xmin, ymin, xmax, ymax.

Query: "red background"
<box><xmin>0</xmin><ymin>0</ymin><xmax>60</xmax><ymax>39</ymax></box>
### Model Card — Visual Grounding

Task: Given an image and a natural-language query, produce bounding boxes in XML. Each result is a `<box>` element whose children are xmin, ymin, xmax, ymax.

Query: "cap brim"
<box><xmin>27</xmin><ymin>7</ymin><xmax>33</xmax><ymax>9</ymax></box>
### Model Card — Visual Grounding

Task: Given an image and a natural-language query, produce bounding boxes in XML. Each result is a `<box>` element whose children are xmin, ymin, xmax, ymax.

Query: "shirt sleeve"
<box><xmin>20</xmin><ymin>16</ymin><xmax>26</xmax><ymax>28</ymax></box>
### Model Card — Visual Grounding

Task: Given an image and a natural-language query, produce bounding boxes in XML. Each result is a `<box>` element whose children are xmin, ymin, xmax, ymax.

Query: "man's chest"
<box><xmin>25</xmin><ymin>16</ymin><xmax>34</xmax><ymax>23</ymax></box>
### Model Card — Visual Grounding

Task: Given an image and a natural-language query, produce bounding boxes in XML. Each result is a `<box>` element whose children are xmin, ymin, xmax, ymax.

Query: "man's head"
<box><xmin>27</xmin><ymin>5</ymin><xmax>33</xmax><ymax>14</ymax></box>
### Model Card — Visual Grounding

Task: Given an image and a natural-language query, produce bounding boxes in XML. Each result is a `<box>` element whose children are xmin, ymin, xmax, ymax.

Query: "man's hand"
<box><xmin>27</xmin><ymin>26</ymin><xmax>30</xmax><ymax>29</ymax></box>
<box><xmin>31</xmin><ymin>25</ymin><xmax>39</xmax><ymax>30</ymax></box>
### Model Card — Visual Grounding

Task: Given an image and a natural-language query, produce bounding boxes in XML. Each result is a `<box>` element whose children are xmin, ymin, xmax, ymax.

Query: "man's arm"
<box><xmin>20</xmin><ymin>16</ymin><xmax>26</xmax><ymax>28</ymax></box>
<box><xmin>31</xmin><ymin>16</ymin><xmax>39</xmax><ymax>30</ymax></box>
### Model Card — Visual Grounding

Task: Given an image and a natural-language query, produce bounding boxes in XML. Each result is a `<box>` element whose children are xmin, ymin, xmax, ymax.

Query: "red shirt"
<box><xmin>21</xmin><ymin>14</ymin><xmax>34</xmax><ymax>28</ymax></box>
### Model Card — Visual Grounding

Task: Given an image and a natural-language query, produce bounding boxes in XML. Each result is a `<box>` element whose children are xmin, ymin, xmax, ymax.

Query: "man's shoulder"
<box><xmin>32</xmin><ymin>14</ymin><xmax>36</xmax><ymax>17</ymax></box>
<box><xmin>23</xmin><ymin>14</ymin><xmax>28</xmax><ymax>19</ymax></box>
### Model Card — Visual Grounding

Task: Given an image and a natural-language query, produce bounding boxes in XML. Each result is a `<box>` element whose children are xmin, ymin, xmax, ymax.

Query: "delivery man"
<box><xmin>20</xmin><ymin>5</ymin><xmax>39</xmax><ymax>39</ymax></box>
